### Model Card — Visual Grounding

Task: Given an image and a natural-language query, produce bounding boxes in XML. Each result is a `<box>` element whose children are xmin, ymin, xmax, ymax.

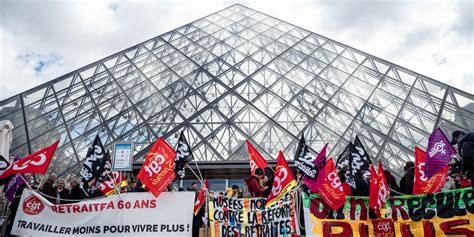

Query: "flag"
<box><xmin>425</xmin><ymin>128</ymin><xmax>456</xmax><ymax>178</ymax></box>
<box><xmin>194</xmin><ymin>179</ymin><xmax>208</xmax><ymax>216</ymax></box>
<box><xmin>316</xmin><ymin>158</ymin><xmax>346</xmax><ymax>210</ymax></box>
<box><xmin>369</xmin><ymin>161</ymin><xmax>389</xmax><ymax>217</ymax></box>
<box><xmin>79</xmin><ymin>135</ymin><xmax>108</xmax><ymax>195</ymax></box>
<box><xmin>344</xmin><ymin>141</ymin><xmax>372</xmax><ymax>189</ymax></box>
<box><xmin>3</xmin><ymin>173</ymin><xmax>26</xmax><ymax>202</ymax></box>
<box><xmin>138</xmin><ymin>137</ymin><xmax>177</xmax><ymax>198</ymax></box>
<box><xmin>413</xmin><ymin>147</ymin><xmax>448</xmax><ymax>194</ymax></box>
<box><xmin>174</xmin><ymin>131</ymin><xmax>194</xmax><ymax>179</ymax></box>
<box><xmin>0</xmin><ymin>155</ymin><xmax>10</xmax><ymax>175</ymax></box>
<box><xmin>294</xmin><ymin>134</ymin><xmax>317</xmax><ymax>179</ymax></box>
<box><xmin>0</xmin><ymin>140</ymin><xmax>59</xmax><ymax>179</ymax></box>
<box><xmin>266</xmin><ymin>151</ymin><xmax>297</xmax><ymax>207</ymax></box>
<box><xmin>303</xmin><ymin>143</ymin><xmax>328</xmax><ymax>192</ymax></box>
<box><xmin>97</xmin><ymin>171</ymin><xmax>128</xmax><ymax>196</ymax></box>
<box><xmin>247</xmin><ymin>141</ymin><xmax>268</xmax><ymax>175</ymax></box>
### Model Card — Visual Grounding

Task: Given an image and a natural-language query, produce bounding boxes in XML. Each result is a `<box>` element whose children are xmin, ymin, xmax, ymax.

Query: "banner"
<box><xmin>303</xmin><ymin>188</ymin><xmax>474</xmax><ymax>236</ymax></box>
<box><xmin>12</xmin><ymin>189</ymin><xmax>195</xmax><ymax>236</ymax></box>
<box><xmin>208</xmin><ymin>192</ymin><xmax>298</xmax><ymax>237</ymax></box>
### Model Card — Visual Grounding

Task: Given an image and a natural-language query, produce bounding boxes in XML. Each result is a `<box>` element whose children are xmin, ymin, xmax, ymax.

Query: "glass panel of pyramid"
<box><xmin>0</xmin><ymin>4</ymin><xmax>472</xmax><ymax>179</ymax></box>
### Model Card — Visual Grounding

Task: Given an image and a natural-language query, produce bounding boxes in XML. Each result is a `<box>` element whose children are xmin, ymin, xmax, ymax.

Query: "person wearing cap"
<box><xmin>400</xmin><ymin>161</ymin><xmax>415</xmax><ymax>194</ymax></box>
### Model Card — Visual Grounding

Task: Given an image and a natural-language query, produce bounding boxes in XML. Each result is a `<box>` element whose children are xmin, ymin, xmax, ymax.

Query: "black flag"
<box><xmin>354</xmin><ymin>135</ymin><xmax>372</xmax><ymax>167</ymax></box>
<box><xmin>336</xmin><ymin>142</ymin><xmax>352</xmax><ymax>183</ymax></box>
<box><xmin>336</xmin><ymin>139</ymin><xmax>371</xmax><ymax>192</ymax></box>
<box><xmin>174</xmin><ymin>131</ymin><xmax>194</xmax><ymax>179</ymax></box>
<box><xmin>80</xmin><ymin>135</ymin><xmax>108</xmax><ymax>196</ymax></box>
<box><xmin>294</xmin><ymin>134</ymin><xmax>318</xmax><ymax>179</ymax></box>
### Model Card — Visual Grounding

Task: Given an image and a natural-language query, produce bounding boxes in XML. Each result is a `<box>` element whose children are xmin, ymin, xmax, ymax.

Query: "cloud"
<box><xmin>16</xmin><ymin>53</ymin><xmax>63</xmax><ymax>73</ymax></box>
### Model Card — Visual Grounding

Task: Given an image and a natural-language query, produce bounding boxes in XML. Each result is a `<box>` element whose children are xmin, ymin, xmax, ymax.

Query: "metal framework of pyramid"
<box><xmin>0</xmin><ymin>4</ymin><xmax>472</xmax><ymax>179</ymax></box>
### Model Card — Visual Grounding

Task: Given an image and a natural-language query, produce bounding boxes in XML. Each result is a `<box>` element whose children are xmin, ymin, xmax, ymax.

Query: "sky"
<box><xmin>0</xmin><ymin>0</ymin><xmax>473</xmax><ymax>101</ymax></box>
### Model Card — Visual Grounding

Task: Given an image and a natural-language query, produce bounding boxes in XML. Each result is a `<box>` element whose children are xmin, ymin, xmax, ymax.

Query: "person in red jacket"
<box><xmin>244</xmin><ymin>168</ymin><xmax>268</xmax><ymax>197</ymax></box>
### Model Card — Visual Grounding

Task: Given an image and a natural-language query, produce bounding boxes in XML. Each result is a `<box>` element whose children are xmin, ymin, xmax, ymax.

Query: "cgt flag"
<box><xmin>266</xmin><ymin>151</ymin><xmax>297</xmax><ymax>207</ymax></box>
<box><xmin>425</xmin><ymin>127</ymin><xmax>456</xmax><ymax>178</ymax></box>
<box><xmin>194</xmin><ymin>179</ymin><xmax>208</xmax><ymax>216</ymax></box>
<box><xmin>97</xmin><ymin>171</ymin><xmax>127</xmax><ymax>196</ymax></box>
<box><xmin>246</xmin><ymin>141</ymin><xmax>268</xmax><ymax>175</ymax></box>
<box><xmin>80</xmin><ymin>135</ymin><xmax>108</xmax><ymax>195</ymax></box>
<box><xmin>369</xmin><ymin>161</ymin><xmax>389</xmax><ymax>217</ymax></box>
<box><xmin>317</xmin><ymin>158</ymin><xmax>346</xmax><ymax>210</ymax></box>
<box><xmin>303</xmin><ymin>143</ymin><xmax>328</xmax><ymax>193</ymax></box>
<box><xmin>413</xmin><ymin>146</ymin><xmax>448</xmax><ymax>194</ymax></box>
<box><xmin>174</xmin><ymin>131</ymin><xmax>194</xmax><ymax>179</ymax></box>
<box><xmin>138</xmin><ymin>137</ymin><xmax>177</xmax><ymax>198</ymax></box>
<box><xmin>0</xmin><ymin>140</ymin><xmax>59</xmax><ymax>179</ymax></box>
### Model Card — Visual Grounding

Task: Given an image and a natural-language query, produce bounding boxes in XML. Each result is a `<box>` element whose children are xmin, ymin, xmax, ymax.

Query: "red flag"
<box><xmin>0</xmin><ymin>140</ymin><xmax>59</xmax><ymax>179</ymax></box>
<box><xmin>266</xmin><ymin>151</ymin><xmax>297</xmax><ymax>207</ymax></box>
<box><xmin>97</xmin><ymin>171</ymin><xmax>127</xmax><ymax>196</ymax></box>
<box><xmin>303</xmin><ymin>143</ymin><xmax>328</xmax><ymax>193</ymax></box>
<box><xmin>413</xmin><ymin>147</ymin><xmax>448</xmax><ymax>194</ymax></box>
<box><xmin>316</xmin><ymin>158</ymin><xmax>346</xmax><ymax>210</ymax></box>
<box><xmin>137</xmin><ymin>138</ymin><xmax>176</xmax><ymax>198</ymax></box>
<box><xmin>369</xmin><ymin>161</ymin><xmax>389</xmax><ymax>217</ymax></box>
<box><xmin>194</xmin><ymin>179</ymin><xmax>208</xmax><ymax>216</ymax></box>
<box><xmin>247</xmin><ymin>141</ymin><xmax>268</xmax><ymax>175</ymax></box>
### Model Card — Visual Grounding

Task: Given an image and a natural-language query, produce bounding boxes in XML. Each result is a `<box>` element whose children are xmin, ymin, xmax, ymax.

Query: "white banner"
<box><xmin>12</xmin><ymin>189</ymin><xmax>195</xmax><ymax>236</ymax></box>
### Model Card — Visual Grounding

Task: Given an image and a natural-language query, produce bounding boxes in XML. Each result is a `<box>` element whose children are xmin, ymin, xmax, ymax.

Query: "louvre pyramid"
<box><xmin>1</xmin><ymin>4</ymin><xmax>473</xmax><ymax>179</ymax></box>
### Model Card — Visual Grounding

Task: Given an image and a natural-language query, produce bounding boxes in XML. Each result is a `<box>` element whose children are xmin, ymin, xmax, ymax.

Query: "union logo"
<box><xmin>23</xmin><ymin>195</ymin><xmax>44</xmax><ymax>215</ymax></box>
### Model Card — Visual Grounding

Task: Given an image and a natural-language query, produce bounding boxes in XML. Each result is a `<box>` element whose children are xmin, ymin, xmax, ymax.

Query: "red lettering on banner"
<box><xmin>322</xmin><ymin>221</ymin><xmax>353</xmax><ymax>237</ymax></box>
<box><xmin>358</xmin><ymin>223</ymin><xmax>368</xmax><ymax>237</ymax></box>
<box><xmin>350</xmin><ymin>198</ymin><xmax>368</xmax><ymax>220</ymax></box>
<box><xmin>439</xmin><ymin>219</ymin><xmax>473</xmax><ymax>236</ymax></box>
<box><xmin>400</xmin><ymin>223</ymin><xmax>415</xmax><ymax>237</ymax></box>
<box><xmin>310</xmin><ymin>198</ymin><xmax>329</xmax><ymax>219</ymax></box>
<box><xmin>423</xmin><ymin>221</ymin><xmax>435</xmax><ymax>236</ymax></box>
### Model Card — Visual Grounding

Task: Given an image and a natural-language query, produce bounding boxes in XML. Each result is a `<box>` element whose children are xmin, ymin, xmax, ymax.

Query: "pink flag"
<box><xmin>424</xmin><ymin>128</ymin><xmax>456</xmax><ymax>178</ymax></box>
<box><xmin>303</xmin><ymin>143</ymin><xmax>327</xmax><ymax>193</ymax></box>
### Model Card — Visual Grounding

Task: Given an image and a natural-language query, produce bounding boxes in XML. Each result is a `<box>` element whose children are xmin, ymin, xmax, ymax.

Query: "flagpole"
<box><xmin>204</xmin><ymin>190</ymin><xmax>209</xmax><ymax>237</ymax></box>
<box><xmin>186</xmin><ymin>163</ymin><xmax>204</xmax><ymax>187</ymax></box>
<box><xmin>106</xmin><ymin>172</ymin><xmax>120</xmax><ymax>195</ymax></box>
<box><xmin>192</xmin><ymin>160</ymin><xmax>204</xmax><ymax>181</ymax></box>
<box><xmin>18</xmin><ymin>174</ymin><xmax>33</xmax><ymax>190</ymax></box>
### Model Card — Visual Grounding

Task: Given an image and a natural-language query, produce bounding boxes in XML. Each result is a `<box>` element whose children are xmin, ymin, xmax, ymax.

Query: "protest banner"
<box><xmin>303</xmin><ymin>188</ymin><xmax>474</xmax><ymax>236</ymax></box>
<box><xmin>12</xmin><ymin>189</ymin><xmax>195</xmax><ymax>236</ymax></box>
<box><xmin>208</xmin><ymin>192</ymin><xmax>298</xmax><ymax>237</ymax></box>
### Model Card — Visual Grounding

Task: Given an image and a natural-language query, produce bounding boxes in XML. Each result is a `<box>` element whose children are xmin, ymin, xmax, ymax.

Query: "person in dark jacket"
<box><xmin>40</xmin><ymin>174</ymin><xmax>57</xmax><ymax>204</ymax></box>
<box><xmin>458</xmin><ymin>132</ymin><xmax>474</xmax><ymax>188</ymax></box>
<box><xmin>133</xmin><ymin>181</ymin><xmax>146</xmax><ymax>192</ymax></box>
<box><xmin>244</xmin><ymin>168</ymin><xmax>268</xmax><ymax>197</ymax></box>
<box><xmin>263</xmin><ymin>167</ymin><xmax>274</xmax><ymax>198</ymax></box>
<box><xmin>400</xmin><ymin>161</ymin><xmax>415</xmax><ymax>195</ymax></box>
<box><xmin>55</xmin><ymin>179</ymin><xmax>69</xmax><ymax>204</ymax></box>
<box><xmin>69</xmin><ymin>178</ymin><xmax>85</xmax><ymax>202</ymax></box>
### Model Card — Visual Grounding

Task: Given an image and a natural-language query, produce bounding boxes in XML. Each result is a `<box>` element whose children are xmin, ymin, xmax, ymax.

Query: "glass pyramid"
<box><xmin>0</xmin><ymin>4</ymin><xmax>472</xmax><ymax>179</ymax></box>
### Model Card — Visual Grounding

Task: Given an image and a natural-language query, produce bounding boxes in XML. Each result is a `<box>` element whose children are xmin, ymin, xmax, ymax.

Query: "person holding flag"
<box><xmin>244</xmin><ymin>168</ymin><xmax>268</xmax><ymax>197</ymax></box>
<box><xmin>193</xmin><ymin>179</ymin><xmax>208</xmax><ymax>237</ymax></box>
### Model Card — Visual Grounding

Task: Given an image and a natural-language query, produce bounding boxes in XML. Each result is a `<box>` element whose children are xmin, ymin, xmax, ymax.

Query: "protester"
<box><xmin>459</xmin><ymin>132</ymin><xmax>474</xmax><ymax>188</ymax></box>
<box><xmin>69</xmin><ymin>178</ymin><xmax>85</xmax><ymax>202</ymax></box>
<box><xmin>40</xmin><ymin>173</ymin><xmax>57</xmax><ymax>203</ymax></box>
<box><xmin>133</xmin><ymin>181</ymin><xmax>146</xmax><ymax>192</ymax></box>
<box><xmin>263</xmin><ymin>167</ymin><xmax>274</xmax><ymax>198</ymax></box>
<box><xmin>400</xmin><ymin>161</ymin><xmax>415</xmax><ymax>194</ymax></box>
<box><xmin>55</xmin><ymin>179</ymin><xmax>69</xmax><ymax>204</ymax></box>
<box><xmin>188</xmin><ymin>182</ymin><xmax>197</xmax><ymax>192</ymax></box>
<box><xmin>384</xmin><ymin>170</ymin><xmax>401</xmax><ymax>194</ymax></box>
<box><xmin>451</xmin><ymin>130</ymin><xmax>467</xmax><ymax>153</ymax></box>
<box><xmin>244</xmin><ymin>168</ymin><xmax>268</xmax><ymax>197</ymax></box>
<box><xmin>225</xmin><ymin>184</ymin><xmax>240</xmax><ymax>198</ymax></box>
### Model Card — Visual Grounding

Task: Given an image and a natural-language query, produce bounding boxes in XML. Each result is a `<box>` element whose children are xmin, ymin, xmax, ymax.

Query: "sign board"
<box><xmin>112</xmin><ymin>143</ymin><xmax>134</xmax><ymax>171</ymax></box>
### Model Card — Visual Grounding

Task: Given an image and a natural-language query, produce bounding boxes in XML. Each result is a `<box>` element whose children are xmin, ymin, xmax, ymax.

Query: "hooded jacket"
<box><xmin>244</xmin><ymin>175</ymin><xmax>265</xmax><ymax>197</ymax></box>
